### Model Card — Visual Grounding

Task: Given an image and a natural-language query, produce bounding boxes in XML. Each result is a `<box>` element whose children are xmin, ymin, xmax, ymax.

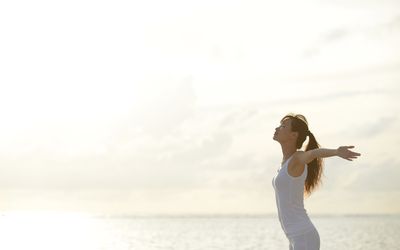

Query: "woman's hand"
<box><xmin>336</xmin><ymin>146</ymin><xmax>361</xmax><ymax>161</ymax></box>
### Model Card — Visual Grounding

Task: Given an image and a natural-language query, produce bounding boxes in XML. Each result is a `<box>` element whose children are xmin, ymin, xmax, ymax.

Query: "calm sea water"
<box><xmin>0</xmin><ymin>214</ymin><xmax>399</xmax><ymax>250</ymax></box>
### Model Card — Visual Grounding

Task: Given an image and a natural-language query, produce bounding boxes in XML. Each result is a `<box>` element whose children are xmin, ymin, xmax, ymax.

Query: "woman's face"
<box><xmin>273</xmin><ymin>118</ymin><xmax>295</xmax><ymax>143</ymax></box>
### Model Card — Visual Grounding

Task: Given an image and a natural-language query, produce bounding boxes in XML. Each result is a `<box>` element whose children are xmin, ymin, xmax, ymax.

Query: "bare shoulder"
<box><xmin>295</xmin><ymin>150</ymin><xmax>305</xmax><ymax>156</ymax></box>
<box><xmin>292</xmin><ymin>150</ymin><xmax>316</xmax><ymax>166</ymax></box>
<box><xmin>292</xmin><ymin>150</ymin><xmax>305</xmax><ymax>162</ymax></box>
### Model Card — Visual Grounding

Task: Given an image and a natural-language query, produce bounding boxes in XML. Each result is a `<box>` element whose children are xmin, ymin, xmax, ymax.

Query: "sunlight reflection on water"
<box><xmin>0</xmin><ymin>212</ymin><xmax>399</xmax><ymax>250</ymax></box>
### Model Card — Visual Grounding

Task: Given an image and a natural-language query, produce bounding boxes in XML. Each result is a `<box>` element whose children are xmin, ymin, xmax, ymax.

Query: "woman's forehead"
<box><xmin>280</xmin><ymin>118</ymin><xmax>291</xmax><ymax>125</ymax></box>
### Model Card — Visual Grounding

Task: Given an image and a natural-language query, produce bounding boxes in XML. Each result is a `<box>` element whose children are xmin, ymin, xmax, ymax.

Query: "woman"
<box><xmin>272</xmin><ymin>113</ymin><xmax>361</xmax><ymax>250</ymax></box>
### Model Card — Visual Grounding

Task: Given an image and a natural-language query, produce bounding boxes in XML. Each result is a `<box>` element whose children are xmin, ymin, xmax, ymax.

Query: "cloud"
<box><xmin>0</xmin><ymin>100</ymin><xmax>276</xmax><ymax>194</ymax></box>
<box><xmin>338</xmin><ymin>158</ymin><xmax>400</xmax><ymax>192</ymax></box>
<box><xmin>335</xmin><ymin>115</ymin><xmax>398</xmax><ymax>139</ymax></box>
<box><xmin>302</xmin><ymin>14</ymin><xmax>400</xmax><ymax>59</ymax></box>
<box><xmin>302</xmin><ymin>28</ymin><xmax>351</xmax><ymax>59</ymax></box>
<box><xmin>166</xmin><ymin>131</ymin><xmax>233</xmax><ymax>164</ymax></box>
<box><xmin>132</xmin><ymin>78</ymin><xmax>197</xmax><ymax>138</ymax></box>
<box><xmin>302</xmin><ymin>28</ymin><xmax>351</xmax><ymax>58</ymax></box>
<box><xmin>353</xmin><ymin>116</ymin><xmax>397</xmax><ymax>137</ymax></box>
<box><xmin>236</xmin><ymin>88</ymin><xmax>391</xmax><ymax>110</ymax></box>
<box><xmin>387</xmin><ymin>15</ymin><xmax>400</xmax><ymax>29</ymax></box>
<box><xmin>322</xmin><ymin>29</ymin><xmax>350</xmax><ymax>42</ymax></box>
<box><xmin>209</xmin><ymin>154</ymin><xmax>274</xmax><ymax>190</ymax></box>
<box><xmin>219</xmin><ymin>108</ymin><xmax>260</xmax><ymax>128</ymax></box>
<box><xmin>0</xmin><ymin>94</ymin><xmax>238</xmax><ymax>191</ymax></box>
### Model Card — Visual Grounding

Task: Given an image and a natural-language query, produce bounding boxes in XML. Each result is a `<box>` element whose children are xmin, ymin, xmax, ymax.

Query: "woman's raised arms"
<box><xmin>295</xmin><ymin>146</ymin><xmax>361</xmax><ymax>165</ymax></box>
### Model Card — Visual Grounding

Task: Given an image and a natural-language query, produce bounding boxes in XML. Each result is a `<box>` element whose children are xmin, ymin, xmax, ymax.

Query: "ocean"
<box><xmin>0</xmin><ymin>213</ymin><xmax>399</xmax><ymax>250</ymax></box>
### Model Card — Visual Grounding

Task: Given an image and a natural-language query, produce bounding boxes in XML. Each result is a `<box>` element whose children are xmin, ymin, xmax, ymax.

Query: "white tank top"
<box><xmin>272</xmin><ymin>154</ymin><xmax>315</xmax><ymax>237</ymax></box>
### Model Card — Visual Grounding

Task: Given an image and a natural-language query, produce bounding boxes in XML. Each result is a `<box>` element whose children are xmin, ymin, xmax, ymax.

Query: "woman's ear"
<box><xmin>291</xmin><ymin>131</ymin><xmax>299</xmax><ymax>140</ymax></box>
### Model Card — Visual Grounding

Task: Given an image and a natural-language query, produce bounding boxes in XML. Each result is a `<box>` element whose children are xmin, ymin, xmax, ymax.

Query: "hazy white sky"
<box><xmin>0</xmin><ymin>0</ymin><xmax>399</xmax><ymax>215</ymax></box>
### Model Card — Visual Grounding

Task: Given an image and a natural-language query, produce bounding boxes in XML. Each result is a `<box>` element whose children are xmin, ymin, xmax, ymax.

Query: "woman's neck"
<box><xmin>280</xmin><ymin>143</ymin><xmax>297</xmax><ymax>164</ymax></box>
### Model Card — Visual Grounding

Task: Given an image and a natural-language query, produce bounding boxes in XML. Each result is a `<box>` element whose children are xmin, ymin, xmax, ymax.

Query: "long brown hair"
<box><xmin>280</xmin><ymin>113</ymin><xmax>324</xmax><ymax>197</ymax></box>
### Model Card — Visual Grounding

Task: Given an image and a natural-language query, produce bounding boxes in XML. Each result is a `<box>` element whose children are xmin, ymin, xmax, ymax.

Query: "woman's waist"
<box><xmin>277</xmin><ymin>202</ymin><xmax>308</xmax><ymax>215</ymax></box>
<box><xmin>277</xmin><ymin>207</ymin><xmax>312</xmax><ymax>225</ymax></box>
<box><xmin>284</xmin><ymin>224</ymin><xmax>317</xmax><ymax>239</ymax></box>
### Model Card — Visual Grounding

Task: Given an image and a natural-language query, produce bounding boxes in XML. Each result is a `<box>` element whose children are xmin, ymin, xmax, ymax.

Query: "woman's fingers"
<box><xmin>338</xmin><ymin>146</ymin><xmax>361</xmax><ymax>160</ymax></box>
<box><xmin>347</xmin><ymin>147</ymin><xmax>361</xmax><ymax>156</ymax></box>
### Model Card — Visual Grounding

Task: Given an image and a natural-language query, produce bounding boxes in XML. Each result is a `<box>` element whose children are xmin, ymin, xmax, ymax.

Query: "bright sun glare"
<box><xmin>0</xmin><ymin>211</ymin><xmax>104</xmax><ymax>250</ymax></box>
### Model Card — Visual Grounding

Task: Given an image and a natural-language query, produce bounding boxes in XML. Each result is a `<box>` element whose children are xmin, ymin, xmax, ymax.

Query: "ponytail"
<box><xmin>304</xmin><ymin>131</ymin><xmax>324</xmax><ymax>197</ymax></box>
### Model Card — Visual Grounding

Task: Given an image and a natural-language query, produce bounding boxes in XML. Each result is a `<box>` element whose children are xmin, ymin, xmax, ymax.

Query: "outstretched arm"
<box><xmin>297</xmin><ymin>146</ymin><xmax>361</xmax><ymax>165</ymax></box>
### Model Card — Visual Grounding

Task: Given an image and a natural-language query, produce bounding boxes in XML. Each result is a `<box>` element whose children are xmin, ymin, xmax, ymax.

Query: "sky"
<box><xmin>0</xmin><ymin>0</ymin><xmax>399</xmax><ymax>216</ymax></box>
